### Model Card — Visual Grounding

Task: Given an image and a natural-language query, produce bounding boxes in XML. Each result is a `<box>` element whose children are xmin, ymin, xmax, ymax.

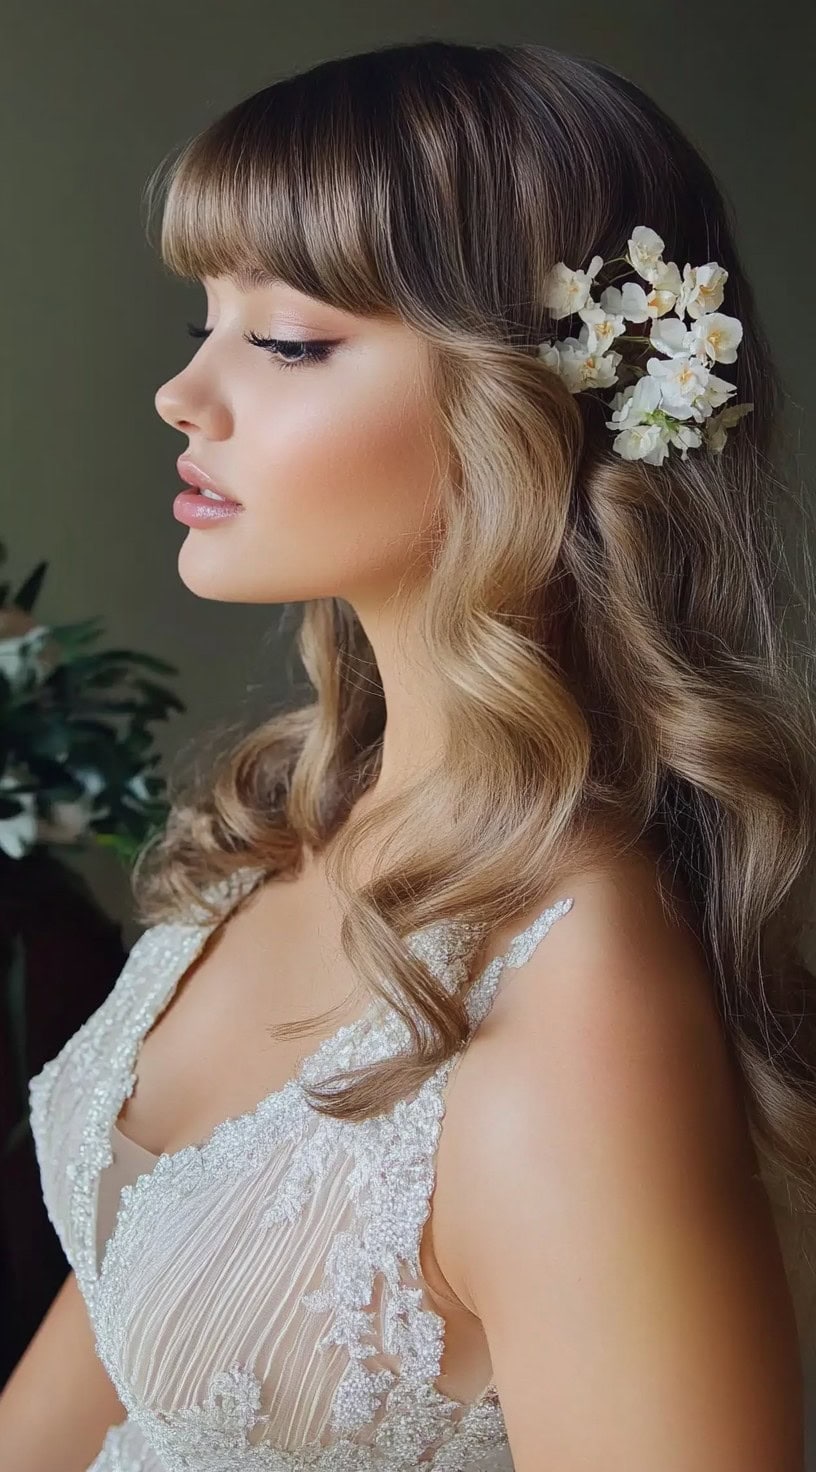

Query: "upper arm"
<box><xmin>0</xmin><ymin>1270</ymin><xmax>127</xmax><ymax>1471</ymax></box>
<box><xmin>441</xmin><ymin>876</ymin><xmax>804</xmax><ymax>1471</ymax></box>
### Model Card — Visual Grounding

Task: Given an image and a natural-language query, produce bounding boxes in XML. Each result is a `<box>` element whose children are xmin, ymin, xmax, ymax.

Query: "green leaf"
<box><xmin>91</xmin><ymin>650</ymin><xmax>180</xmax><ymax>676</ymax></box>
<box><xmin>46</xmin><ymin>618</ymin><xmax>107</xmax><ymax>653</ymax></box>
<box><xmin>62</xmin><ymin>717</ymin><xmax>117</xmax><ymax>740</ymax></box>
<box><xmin>129</xmin><ymin>677</ymin><xmax>186</xmax><ymax>712</ymax></box>
<box><xmin>26</xmin><ymin>724</ymin><xmax>74</xmax><ymax>761</ymax></box>
<box><xmin>12</xmin><ymin>560</ymin><xmax>49</xmax><ymax>613</ymax></box>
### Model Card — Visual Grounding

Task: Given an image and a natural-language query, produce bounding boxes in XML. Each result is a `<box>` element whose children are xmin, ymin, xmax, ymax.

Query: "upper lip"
<box><xmin>176</xmin><ymin>456</ymin><xmax>238</xmax><ymax>501</ymax></box>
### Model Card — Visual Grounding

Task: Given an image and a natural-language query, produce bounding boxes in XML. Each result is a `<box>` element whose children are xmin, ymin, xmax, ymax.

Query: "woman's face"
<box><xmin>154</xmin><ymin>276</ymin><xmax>446</xmax><ymax>605</ymax></box>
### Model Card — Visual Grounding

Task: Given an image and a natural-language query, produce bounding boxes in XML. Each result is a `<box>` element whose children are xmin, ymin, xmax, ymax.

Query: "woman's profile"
<box><xmin>1</xmin><ymin>36</ymin><xmax>813</xmax><ymax>1472</ymax></box>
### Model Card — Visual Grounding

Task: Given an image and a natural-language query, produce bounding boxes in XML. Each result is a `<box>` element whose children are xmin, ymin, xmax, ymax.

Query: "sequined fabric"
<box><xmin>28</xmin><ymin>864</ymin><xmax>574</xmax><ymax>1471</ymax></box>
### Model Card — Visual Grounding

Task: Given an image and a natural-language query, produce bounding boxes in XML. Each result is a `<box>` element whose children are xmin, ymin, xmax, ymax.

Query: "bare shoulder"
<box><xmin>432</xmin><ymin>846</ymin><xmax>804</xmax><ymax>1470</ymax></box>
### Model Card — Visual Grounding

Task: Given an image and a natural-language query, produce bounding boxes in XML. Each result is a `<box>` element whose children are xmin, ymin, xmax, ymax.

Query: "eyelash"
<box><xmin>185</xmin><ymin>323</ymin><xmax>334</xmax><ymax>370</ymax></box>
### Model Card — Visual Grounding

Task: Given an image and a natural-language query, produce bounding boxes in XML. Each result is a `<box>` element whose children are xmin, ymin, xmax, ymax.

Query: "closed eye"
<box><xmin>185</xmin><ymin>323</ymin><xmax>335</xmax><ymax>370</ymax></box>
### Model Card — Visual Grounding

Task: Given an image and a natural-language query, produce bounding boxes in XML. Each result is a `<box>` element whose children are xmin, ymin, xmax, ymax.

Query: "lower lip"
<box><xmin>173</xmin><ymin>489</ymin><xmax>244</xmax><ymax>525</ymax></box>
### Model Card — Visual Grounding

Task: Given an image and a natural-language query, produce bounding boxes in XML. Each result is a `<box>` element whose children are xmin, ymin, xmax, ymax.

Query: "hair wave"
<box><xmin>137</xmin><ymin>40</ymin><xmax>816</xmax><ymax>1347</ymax></box>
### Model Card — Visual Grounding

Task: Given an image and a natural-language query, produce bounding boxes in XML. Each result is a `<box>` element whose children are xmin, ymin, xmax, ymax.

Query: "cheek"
<box><xmin>252</xmin><ymin>377</ymin><xmax>443</xmax><ymax>570</ymax></box>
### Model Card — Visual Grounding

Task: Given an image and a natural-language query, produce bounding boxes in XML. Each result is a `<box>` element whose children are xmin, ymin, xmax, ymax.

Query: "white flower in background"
<box><xmin>0</xmin><ymin>624</ymin><xmax>53</xmax><ymax>691</ymax></box>
<box><xmin>542</xmin><ymin>253</ymin><xmax>604</xmax><ymax>319</ymax></box>
<box><xmin>126</xmin><ymin>770</ymin><xmax>152</xmax><ymax>803</ymax></box>
<box><xmin>536</xmin><ymin>223</ymin><xmax>753</xmax><ymax>461</ymax></box>
<box><xmin>0</xmin><ymin>772</ymin><xmax>38</xmax><ymax>859</ymax></box>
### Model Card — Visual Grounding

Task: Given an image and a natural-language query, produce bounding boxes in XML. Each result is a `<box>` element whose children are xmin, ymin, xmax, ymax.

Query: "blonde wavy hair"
<box><xmin>137</xmin><ymin>40</ymin><xmax>816</xmax><ymax>1342</ymax></box>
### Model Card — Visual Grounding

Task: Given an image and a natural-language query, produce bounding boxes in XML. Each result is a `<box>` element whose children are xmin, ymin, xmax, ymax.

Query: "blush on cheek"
<box><xmin>286</xmin><ymin>392</ymin><xmax>442</xmax><ymax>538</ymax></box>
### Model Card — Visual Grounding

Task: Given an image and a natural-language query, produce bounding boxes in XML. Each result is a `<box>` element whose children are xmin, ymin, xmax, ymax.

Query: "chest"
<box><xmin>115</xmin><ymin>870</ymin><xmax>368</xmax><ymax>1157</ymax></box>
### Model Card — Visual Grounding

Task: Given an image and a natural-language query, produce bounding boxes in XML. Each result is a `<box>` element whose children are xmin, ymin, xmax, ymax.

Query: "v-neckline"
<box><xmin>93</xmin><ymin>864</ymin><xmax>485</xmax><ymax>1286</ymax></box>
<box><xmin>107</xmin><ymin>863</ymin><xmax>395</xmax><ymax>1165</ymax></box>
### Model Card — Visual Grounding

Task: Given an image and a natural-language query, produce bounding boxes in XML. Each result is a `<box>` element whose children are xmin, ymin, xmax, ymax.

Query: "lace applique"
<box><xmin>85</xmin><ymin>1417</ymin><xmax>157</xmax><ymax>1471</ymax></box>
<box><xmin>92</xmin><ymin>1367</ymin><xmax>510</xmax><ymax>1472</ymax></box>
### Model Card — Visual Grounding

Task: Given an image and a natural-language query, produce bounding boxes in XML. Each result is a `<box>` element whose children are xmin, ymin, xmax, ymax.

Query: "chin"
<box><xmin>175</xmin><ymin>541</ymin><xmax>249</xmax><ymax>601</ymax></box>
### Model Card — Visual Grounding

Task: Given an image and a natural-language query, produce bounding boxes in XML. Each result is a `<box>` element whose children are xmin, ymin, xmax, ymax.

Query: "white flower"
<box><xmin>77</xmin><ymin>767</ymin><xmax>107</xmax><ymax>801</ymax></box>
<box><xmin>0</xmin><ymin>773</ymin><xmax>38</xmax><ymax>859</ymax></box>
<box><xmin>126</xmin><ymin>770</ymin><xmax>151</xmax><ymax>802</ymax></box>
<box><xmin>599</xmin><ymin>282</ymin><xmax>648</xmax><ymax>324</ymax></box>
<box><xmin>547</xmin><ymin>336</ymin><xmax>622</xmax><ymax>393</ymax></box>
<box><xmin>688</xmin><ymin>311</ymin><xmax>743</xmax><ymax>364</ymax></box>
<box><xmin>606</xmin><ymin>374</ymin><xmax>663</xmax><ymax>428</ymax></box>
<box><xmin>676</xmin><ymin>262</ymin><xmax>729</xmax><ymax>320</ymax></box>
<box><xmin>605</xmin><ymin>376</ymin><xmax>681</xmax><ymax>464</ymax></box>
<box><xmin>649</xmin><ymin>314</ymin><xmax>695</xmax><ymax>358</ymax></box>
<box><xmin>645</xmin><ymin>353</ymin><xmax>712</xmax><ymax>417</ymax></box>
<box><xmin>696</xmin><ymin>370</ymin><xmax>740</xmax><ymax>415</ymax></box>
<box><xmin>576</xmin><ymin>300</ymin><xmax>626</xmax><ymax>352</ymax></box>
<box><xmin>613</xmin><ymin>420</ymin><xmax>672</xmax><ymax>466</ymax></box>
<box><xmin>650</xmin><ymin>257</ymin><xmax>683</xmax><ymax>301</ymax></box>
<box><xmin>537</xmin><ymin>342</ymin><xmax>562</xmax><ymax>375</ymax></box>
<box><xmin>627</xmin><ymin>226</ymin><xmax>668</xmax><ymax>284</ymax></box>
<box><xmin>605</xmin><ymin>377</ymin><xmax>670</xmax><ymax>462</ymax></box>
<box><xmin>536</xmin><ymin>223</ymin><xmax>752</xmax><ymax>463</ymax></box>
<box><xmin>543</xmin><ymin>253</ymin><xmax>604</xmax><ymax>320</ymax></box>
<box><xmin>601</xmin><ymin>271</ymin><xmax>681</xmax><ymax>324</ymax></box>
<box><xmin>666</xmin><ymin>422</ymin><xmax>704</xmax><ymax>459</ymax></box>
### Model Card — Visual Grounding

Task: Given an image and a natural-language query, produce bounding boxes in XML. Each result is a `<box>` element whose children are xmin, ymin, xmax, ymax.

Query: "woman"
<box><xmin>2</xmin><ymin>37</ymin><xmax>811</xmax><ymax>1471</ymax></box>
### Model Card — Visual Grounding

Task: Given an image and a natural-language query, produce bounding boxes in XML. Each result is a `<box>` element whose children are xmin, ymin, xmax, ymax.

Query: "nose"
<box><xmin>154</xmin><ymin>378</ymin><xmax>182</xmax><ymax>428</ymax></box>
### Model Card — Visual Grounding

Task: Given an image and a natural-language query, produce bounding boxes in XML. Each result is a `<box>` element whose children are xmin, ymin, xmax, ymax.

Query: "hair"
<box><xmin>138</xmin><ymin>39</ymin><xmax>816</xmax><ymax>1347</ymax></box>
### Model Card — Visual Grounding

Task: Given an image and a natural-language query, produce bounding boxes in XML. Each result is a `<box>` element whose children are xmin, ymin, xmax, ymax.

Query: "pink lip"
<box><xmin>173</xmin><ymin>489</ymin><xmax>243</xmax><ymax>526</ymax></box>
<box><xmin>176</xmin><ymin>456</ymin><xmax>239</xmax><ymax>502</ymax></box>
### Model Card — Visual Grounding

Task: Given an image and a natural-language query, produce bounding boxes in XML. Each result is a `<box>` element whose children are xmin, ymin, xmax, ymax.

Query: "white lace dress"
<box><xmin>28</xmin><ymin>864</ymin><xmax>574</xmax><ymax>1471</ymax></box>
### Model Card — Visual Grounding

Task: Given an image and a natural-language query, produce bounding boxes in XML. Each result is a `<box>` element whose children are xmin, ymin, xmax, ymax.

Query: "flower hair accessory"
<box><xmin>537</xmin><ymin>225</ymin><xmax>754</xmax><ymax>465</ymax></box>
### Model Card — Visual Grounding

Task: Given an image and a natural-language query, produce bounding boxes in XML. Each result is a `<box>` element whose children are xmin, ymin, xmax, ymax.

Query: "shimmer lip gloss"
<box><xmin>173</xmin><ymin>456</ymin><xmax>243</xmax><ymax>525</ymax></box>
<box><xmin>173</xmin><ymin>490</ymin><xmax>244</xmax><ymax>525</ymax></box>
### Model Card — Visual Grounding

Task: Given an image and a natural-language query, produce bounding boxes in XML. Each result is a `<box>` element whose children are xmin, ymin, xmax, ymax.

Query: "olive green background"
<box><xmin>3</xmin><ymin>0</ymin><xmax>815</xmax><ymax>1445</ymax></box>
